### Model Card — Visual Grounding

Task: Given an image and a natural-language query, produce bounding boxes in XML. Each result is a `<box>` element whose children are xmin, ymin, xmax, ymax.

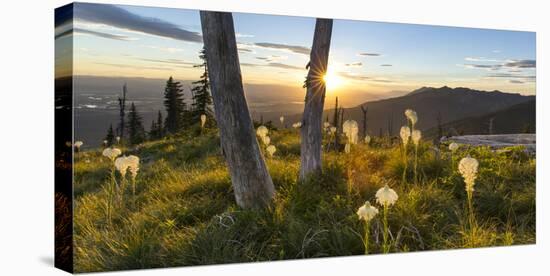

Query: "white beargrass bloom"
<box><xmin>200</xmin><ymin>114</ymin><xmax>207</xmax><ymax>128</ymax></box>
<box><xmin>364</xmin><ymin>135</ymin><xmax>371</xmax><ymax>144</ymax></box>
<box><xmin>74</xmin><ymin>141</ymin><xmax>84</xmax><ymax>149</ymax></box>
<box><xmin>357</xmin><ymin>201</ymin><xmax>379</xmax><ymax>222</ymax></box>
<box><xmin>266</xmin><ymin>145</ymin><xmax>276</xmax><ymax>157</ymax></box>
<box><xmin>262</xmin><ymin>136</ymin><xmax>271</xmax><ymax>146</ymax></box>
<box><xmin>376</xmin><ymin>184</ymin><xmax>399</xmax><ymax>207</ymax></box>
<box><xmin>126</xmin><ymin>155</ymin><xmax>140</xmax><ymax>180</ymax></box>
<box><xmin>114</xmin><ymin>156</ymin><xmax>131</xmax><ymax>177</ymax></box>
<box><xmin>324</xmin><ymin>121</ymin><xmax>331</xmax><ymax>129</ymax></box>
<box><xmin>103</xmin><ymin>140</ymin><xmax>108</xmax><ymax>146</ymax></box>
<box><xmin>405</xmin><ymin>109</ymin><xmax>418</xmax><ymax>126</ymax></box>
<box><xmin>256</xmin><ymin>125</ymin><xmax>268</xmax><ymax>138</ymax></box>
<box><xmin>344</xmin><ymin>143</ymin><xmax>351</xmax><ymax>154</ymax></box>
<box><xmin>400</xmin><ymin>126</ymin><xmax>411</xmax><ymax>145</ymax></box>
<box><xmin>292</xmin><ymin>122</ymin><xmax>302</xmax><ymax>128</ymax></box>
<box><xmin>459</xmin><ymin>157</ymin><xmax>479</xmax><ymax>192</ymax></box>
<box><xmin>116</xmin><ymin>136</ymin><xmax>120</xmax><ymax>143</ymax></box>
<box><xmin>412</xmin><ymin>129</ymin><xmax>422</xmax><ymax>146</ymax></box>
<box><xmin>343</xmin><ymin>120</ymin><xmax>359</xmax><ymax>144</ymax></box>
<box><xmin>449</xmin><ymin>142</ymin><xmax>459</xmax><ymax>152</ymax></box>
<box><xmin>102</xmin><ymin>147</ymin><xmax>122</xmax><ymax>161</ymax></box>
<box><xmin>280</xmin><ymin>116</ymin><xmax>285</xmax><ymax>125</ymax></box>
<box><xmin>329</xmin><ymin>126</ymin><xmax>337</xmax><ymax>134</ymax></box>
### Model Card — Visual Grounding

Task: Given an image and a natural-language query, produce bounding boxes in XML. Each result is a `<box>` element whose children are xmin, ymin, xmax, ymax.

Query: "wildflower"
<box><xmin>405</xmin><ymin>109</ymin><xmax>418</xmax><ymax>127</ymax></box>
<box><xmin>459</xmin><ymin>157</ymin><xmax>479</xmax><ymax>192</ymax></box>
<box><xmin>412</xmin><ymin>130</ymin><xmax>421</xmax><ymax>146</ymax></box>
<box><xmin>329</xmin><ymin>126</ymin><xmax>337</xmax><ymax>134</ymax></box>
<box><xmin>126</xmin><ymin>155</ymin><xmax>140</xmax><ymax>180</ymax></box>
<box><xmin>74</xmin><ymin>141</ymin><xmax>84</xmax><ymax>151</ymax></box>
<box><xmin>357</xmin><ymin>201</ymin><xmax>378</xmax><ymax>222</ymax></box>
<box><xmin>257</xmin><ymin>125</ymin><xmax>269</xmax><ymax>137</ymax></box>
<box><xmin>262</xmin><ymin>136</ymin><xmax>271</xmax><ymax>146</ymax></box>
<box><xmin>200</xmin><ymin>114</ymin><xmax>207</xmax><ymax>128</ymax></box>
<box><xmin>116</xmin><ymin>136</ymin><xmax>120</xmax><ymax>143</ymax></box>
<box><xmin>357</xmin><ymin>201</ymin><xmax>379</xmax><ymax>255</ymax></box>
<box><xmin>292</xmin><ymin>122</ymin><xmax>302</xmax><ymax>129</ymax></box>
<box><xmin>102</xmin><ymin>147</ymin><xmax>122</xmax><ymax>161</ymax></box>
<box><xmin>376</xmin><ymin>184</ymin><xmax>398</xmax><ymax>253</ymax></box>
<box><xmin>266</xmin><ymin>145</ymin><xmax>276</xmax><ymax>157</ymax></box>
<box><xmin>364</xmin><ymin>135</ymin><xmax>371</xmax><ymax>144</ymax></box>
<box><xmin>343</xmin><ymin>120</ymin><xmax>359</xmax><ymax>144</ymax></box>
<box><xmin>324</xmin><ymin>121</ymin><xmax>331</xmax><ymax>129</ymax></box>
<box><xmin>400</xmin><ymin>126</ymin><xmax>411</xmax><ymax>145</ymax></box>
<box><xmin>449</xmin><ymin>142</ymin><xmax>459</xmax><ymax>152</ymax></box>
<box><xmin>114</xmin><ymin>156</ymin><xmax>131</xmax><ymax>178</ymax></box>
<box><xmin>376</xmin><ymin>184</ymin><xmax>399</xmax><ymax>207</ymax></box>
<box><xmin>280</xmin><ymin>116</ymin><xmax>284</xmax><ymax>125</ymax></box>
<box><xmin>103</xmin><ymin>140</ymin><xmax>108</xmax><ymax>146</ymax></box>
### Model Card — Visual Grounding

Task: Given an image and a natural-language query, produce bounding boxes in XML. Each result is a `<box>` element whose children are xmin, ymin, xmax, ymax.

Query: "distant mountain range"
<box><xmin>284</xmin><ymin>86</ymin><xmax>535</xmax><ymax>138</ymax></box>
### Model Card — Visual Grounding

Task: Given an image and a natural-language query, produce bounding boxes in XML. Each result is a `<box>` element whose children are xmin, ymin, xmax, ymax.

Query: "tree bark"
<box><xmin>361</xmin><ymin>104</ymin><xmax>368</xmax><ymax>139</ymax></box>
<box><xmin>299</xmin><ymin>18</ymin><xmax>333</xmax><ymax>180</ymax></box>
<box><xmin>200</xmin><ymin>11</ymin><xmax>275</xmax><ymax>208</ymax></box>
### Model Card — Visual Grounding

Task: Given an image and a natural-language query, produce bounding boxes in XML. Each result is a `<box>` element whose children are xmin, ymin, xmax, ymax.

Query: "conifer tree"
<box><xmin>163</xmin><ymin>76</ymin><xmax>186</xmax><ymax>134</ymax></box>
<box><xmin>156</xmin><ymin>110</ymin><xmax>164</xmax><ymax>138</ymax></box>
<box><xmin>127</xmin><ymin>102</ymin><xmax>146</xmax><ymax>145</ymax></box>
<box><xmin>117</xmin><ymin>83</ymin><xmax>127</xmax><ymax>141</ymax></box>
<box><xmin>191</xmin><ymin>47</ymin><xmax>214</xmax><ymax>126</ymax></box>
<box><xmin>104</xmin><ymin>124</ymin><xmax>115</xmax><ymax>146</ymax></box>
<box><xmin>149</xmin><ymin>120</ymin><xmax>158</xmax><ymax>140</ymax></box>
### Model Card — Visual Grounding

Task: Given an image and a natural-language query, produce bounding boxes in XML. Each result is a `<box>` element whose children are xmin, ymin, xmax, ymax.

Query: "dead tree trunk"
<box><xmin>299</xmin><ymin>18</ymin><xmax>333</xmax><ymax>180</ymax></box>
<box><xmin>360</xmin><ymin>104</ymin><xmax>368</xmax><ymax>139</ymax></box>
<box><xmin>200</xmin><ymin>11</ymin><xmax>275</xmax><ymax>208</ymax></box>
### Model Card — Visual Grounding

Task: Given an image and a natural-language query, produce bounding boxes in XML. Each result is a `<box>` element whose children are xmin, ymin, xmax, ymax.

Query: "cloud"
<box><xmin>492</xmin><ymin>50</ymin><xmax>501</xmax><ymax>53</ymax></box>
<box><xmin>74</xmin><ymin>3</ymin><xmax>202</xmax><ymax>42</ymax></box>
<box><xmin>344</xmin><ymin>62</ymin><xmax>362</xmax><ymax>67</ymax></box>
<box><xmin>266</xmin><ymin>63</ymin><xmax>303</xmax><ymax>70</ymax></box>
<box><xmin>504</xmin><ymin>59</ymin><xmax>536</xmax><ymax>68</ymax></box>
<box><xmin>508</xmin><ymin>80</ymin><xmax>524</xmax><ymax>84</ymax></box>
<box><xmin>254</xmin><ymin>42</ymin><xmax>311</xmax><ymax>55</ymax></box>
<box><xmin>380</xmin><ymin>64</ymin><xmax>393</xmax><ymax>67</ymax></box>
<box><xmin>338</xmin><ymin>72</ymin><xmax>370</xmax><ymax>81</ymax></box>
<box><xmin>465</xmin><ymin>57</ymin><xmax>501</xmax><ymax>62</ymax></box>
<box><xmin>73</xmin><ymin>28</ymin><xmax>136</xmax><ymax>41</ymax></box>
<box><xmin>137</xmin><ymin>58</ymin><xmax>196</xmax><ymax>67</ymax></box>
<box><xmin>358</xmin><ymin>52</ymin><xmax>381</xmax><ymax>57</ymax></box>
<box><xmin>144</xmin><ymin>45</ymin><xmax>185</xmax><ymax>53</ymax></box>
<box><xmin>94</xmin><ymin>62</ymin><xmax>173</xmax><ymax>71</ymax></box>
<box><xmin>236</xmin><ymin>33</ymin><xmax>255</xmax><ymax>38</ymax></box>
<box><xmin>462</xmin><ymin>64</ymin><xmax>502</xmax><ymax>70</ymax></box>
<box><xmin>255</xmin><ymin>55</ymin><xmax>287</xmax><ymax>62</ymax></box>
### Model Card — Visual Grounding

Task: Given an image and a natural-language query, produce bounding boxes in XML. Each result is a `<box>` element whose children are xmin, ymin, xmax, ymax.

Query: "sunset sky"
<box><xmin>55</xmin><ymin>3</ymin><xmax>536</xmax><ymax>99</ymax></box>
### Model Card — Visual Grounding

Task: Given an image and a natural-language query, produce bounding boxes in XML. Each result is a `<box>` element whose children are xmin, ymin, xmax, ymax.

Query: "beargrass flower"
<box><xmin>116</xmin><ymin>136</ymin><xmax>120</xmax><ymax>143</ymax></box>
<box><xmin>114</xmin><ymin>156</ymin><xmax>131</xmax><ymax>178</ymax></box>
<box><xmin>364</xmin><ymin>135</ymin><xmax>371</xmax><ymax>144</ymax></box>
<box><xmin>411</xmin><ymin>129</ymin><xmax>422</xmax><ymax>184</ymax></box>
<box><xmin>74</xmin><ymin>141</ymin><xmax>83</xmax><ymax>151</ymax></box>
<box><xmin>292</xmin><ymin>122</ymin><xmax>302</xmax><ymax>129</ymax></box>
<box><xmin>280</xmin><ymin>116</ymin><xmax>284</xmax><ymax>125</ymax></box>
<box><xmin>257</xmin><ymin>125</ymin><xmax>269</xmax><ymax>138</ymax></box>
<box><xmin>102</xmin><ymin>148</ymin><xmax>122</xmax><ymax>161</ymax></box>
<box><xmin>344</xmin><ymin>143</ymin><xmax>351</xmax><ymax>153</ymax></box>
<box><xmin>376</xmin><ymin>184</ymin><xmax>398</xmax><ymax>253</ymax></box>
<box><xmin>405</xmin><ymin>109</ymin><xmax>418</xmax><ymax>127</ymax></box>
<box><xmin>459</xmin><ymin>157</ymin><xmax>479</xmax><ymax>193</ymax></box>
<box><xmin>400</xmin><ymin>126</ymin><xmax>411</xmax><ymax>145</ymax></box>
<box><xmin>324</xmin><ymin>121</ymin><xmax>331</xmax><ymax>129</ymax></box>
<box><xmin>262</xmin><ymin>136</ymin><xmax>271</xmax><ymax>146</ymax></box>
<box><xmin>412</xmin><ymin>130</ymin><xmax>421</xmax><ymax>146</ymax></box>
<box><xmin>357</xmin><ymin>201</ymin><xmax>379</xmax><ymax>255</ymax></box>
<box><xmin>343</xmin><ymin>120</ymin><xmax>359</xmax><ymax>144</ymax></box>
<box><xmin>266</xmin><ymin>145</ymin><xmax>276</xmax><ymax>157</ymax></box>
<box><xmin>449</xmin><ymin>142</ymin><xmax>459</xmax><ymax>152</ymax></box>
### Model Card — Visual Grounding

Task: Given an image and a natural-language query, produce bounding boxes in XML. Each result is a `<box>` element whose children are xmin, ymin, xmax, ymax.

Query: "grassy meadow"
<box><xmin>73</xmin><ymin>126</ymin><xmax>535</xmax><ymax>272</ymax></box>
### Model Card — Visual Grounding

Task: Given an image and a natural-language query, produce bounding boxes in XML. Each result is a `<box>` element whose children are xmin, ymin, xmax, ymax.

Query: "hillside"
<box><xmin>285</xmin><ymin>86</ymin><xmax>534</xmax><ymax>136</ymax></box>
<box><xmin>424</xmin><ymin>99</ymin><xmax>536</xmax><ymax>139</ymax></box>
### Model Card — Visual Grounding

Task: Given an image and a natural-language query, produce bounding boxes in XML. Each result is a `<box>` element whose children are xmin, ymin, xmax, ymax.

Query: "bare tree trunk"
<box><xmin>360</xmin><ymin>104</ymin><xmax>368</xmax><ymax>139</ymax></box>
<box><xmin>200</xmin><ymin>11</ymin><xmax>275</xmax><ymax>208</ymax></box>
<box><xmin>299</xmin><ymin>18</ymin><xmax>333</xmax><ymax>180</ymax></box>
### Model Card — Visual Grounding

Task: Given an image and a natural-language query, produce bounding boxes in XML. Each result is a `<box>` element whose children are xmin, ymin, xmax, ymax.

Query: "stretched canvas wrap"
<box><xmin>55</xmin><ymin>2</ymin><xmax>536</xmax><ymax>273</ymax></box>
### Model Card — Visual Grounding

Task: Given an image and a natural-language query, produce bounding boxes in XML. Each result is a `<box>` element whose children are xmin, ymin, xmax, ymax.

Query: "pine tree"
<box><xmin>163</xmin><ymin>76</ymin><xmax>186</xmax><ymax>134</ymax></box>
<box><xmin>191</xmin><ymin>47</ymin><xmax>214</xmax><ymax>126</ymax></box>
<box><xmin>117</xmin><ymin>83</ymin><xmax>127</xmax><ymax>141</ymax></box>
<box><xmin>127</xmin><ymin>102</ymin><xmax>146</xmax><ymax>145</ymax></box>
<box><xmin>104</xmin><ymin>124</ymin><xmax>115</xmax><ymax>146</ymax></box>
<box><xmin>149</xmin><ymin>120</ymin><xmax>158</xmax><ymax>140</ymax></box>
<box><xmin>156</xmin><ymin>110</ymin><xmax>164</xmax><ymax>138</ymax></box>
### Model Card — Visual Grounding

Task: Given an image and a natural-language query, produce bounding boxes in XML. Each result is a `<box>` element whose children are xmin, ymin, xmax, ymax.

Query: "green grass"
<box><xmin>72</xmin><ymin>129</ymin><xmax>536</xmax><ymax>272</ymax></box>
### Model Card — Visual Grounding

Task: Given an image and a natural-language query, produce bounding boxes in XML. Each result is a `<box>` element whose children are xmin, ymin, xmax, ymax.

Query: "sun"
<box><xmin>323</xmin><ymin>69</ymin><xmax>344</xmax><ymax>90</ymax></box>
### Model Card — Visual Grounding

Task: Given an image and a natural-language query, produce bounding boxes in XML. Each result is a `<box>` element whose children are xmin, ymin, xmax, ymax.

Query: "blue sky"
<box><xmin>55</xmin><ymin>3</ymin><xmax>536</xmax><ymax>98</ymax></box>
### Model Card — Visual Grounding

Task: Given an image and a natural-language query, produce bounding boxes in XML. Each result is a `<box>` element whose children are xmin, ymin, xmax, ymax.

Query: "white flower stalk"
<box><xmin>256</xmin><ymin>125</ymin><xmax>269</xmax><ymax>138</ymax></box>
<box><xmin>74</xmin><ymin>141</ymin><xmax>84</xmax><ymax>152</ymax></box>
<box><xmin>262</xmin><ymin>136</ymin><xmax>271</xmax><ymax>146</ymax></box>
<box><xmin>280</xmin><ymin>116</ymin><xmax>285</xmax><ymax>125</ymax></box>
<box><xmin>376</xmin><ymin>184</ymin><xmax>399</xmax><ymax>207</ymax></box>
<box><xmin>405</xmin><ymin>109</ymin><xmax>418</xmax><ymax>127</ymax></box>
<box><xmin>376</xmin><ymin>184</ymin><xmax>398</xmax><ymax>253</ymax></box>
<box><xmin>458</xmin><ymin>156</ymin><xmax>479</xmax><ymax>243</ymax></box>
<box><xmin>126</xmin><ymin>155</ymin><xmax>140</xmax><ymax>195</ymax></box>
<box><xmin>459</xmin><ymin>157</ymin><xmax>479</xmax><ymax>193</ymax></box>
<box><xmin>357</xmin><ymin>201</ymin><xmax>379</xmax><ymax>254</ymax></box>
<box><xmin>292</xmin><ymin>122</ymin><xmax>302</xmax><ymax>129</ymax></box>
<box><xmin>343</xmin><ymin>120</ymin><xmax>359</xmax><ymax>144</ymax></box>
<box><xmin>200</xmin><ymin>114</ymin><xmax>207</xmax><ymax>128</ymax></box>
<box><xmin>412</xmin><ymin>130</ymin><xmax>421</xmax><ymax>146</ymax></box>
<box><xmin>324</xmin><ymin>121</ymin><xmax>331</xmax><ymax>129</ymax></box>
<box><xmin>344</xmin><ymin>143</ymin><xmax>351</xmax><ymax>154</ymax></box>
<box><xmin>114</xmin><ymin>156</ymin><xmax>131</xmax><ymax>178</ymax></box>
<box><xmin>116</xmin><ymin>136</ymin><xmax>120</xmax><ymax>143</ymax></box>
<box><xmin>364</xmin><ymin>135</ymin><xmax>371</xmax><ymax>145</ymax></box>
<box><xmin>103</xmin><ymin>140</ymin><xmax>108</xmax><ymax>146</ymax></box>
<box><xmin>449</xmin><ymin>142</ymin><xmax>459</xmax><ymax>152</ymax></box>
<box><xmin>400</xmin><ymin>126</ymin><xmax>411</xmax><ymax>146</ymax></box>
<box><xmin>329</xmin><ymin>126</ymin><xmax>337</xmax><ymax>135</ymax></box>
<box><xmin>102</xmin><ymin>148</ymin><xmax>122</xmax><ymax>161</ymax></box>
<box><xmin>266</xmin><ymin>145</ymin><xmax>276</xmax><ymax>157</ymax></box>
